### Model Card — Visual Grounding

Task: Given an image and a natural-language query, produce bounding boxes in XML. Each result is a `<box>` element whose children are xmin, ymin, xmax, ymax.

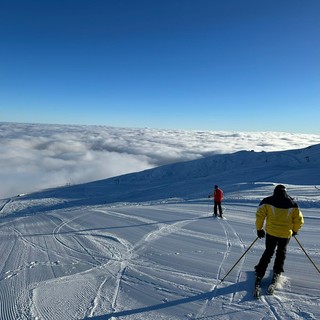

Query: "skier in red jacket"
<box><xmin>208</xmin><ymin>185</ymin><xmax>224</xmax><ymax>217</ymax></box>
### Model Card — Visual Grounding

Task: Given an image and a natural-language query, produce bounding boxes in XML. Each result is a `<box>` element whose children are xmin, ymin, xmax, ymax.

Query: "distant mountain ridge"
<box><xmin>18</xmin><ymin>144</ymin><xmax>320</xmax><ymax>205</ymax></box>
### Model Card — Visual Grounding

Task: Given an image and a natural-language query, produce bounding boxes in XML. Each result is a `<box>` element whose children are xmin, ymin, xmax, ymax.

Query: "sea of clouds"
<box><xmin>1</xmin><ymin>122</ymin><xmax>319</xmax><ymax>199</ymax></box>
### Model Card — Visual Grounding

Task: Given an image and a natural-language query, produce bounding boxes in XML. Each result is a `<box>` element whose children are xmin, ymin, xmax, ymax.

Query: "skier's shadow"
<box><xmin>213</xmin><ymin>271</ymin><xmax>265</xmax><ymax>303</ymax></box>
<box><xmin>235</xmin><ymin>271</ymin><xmax>259</xmax><ymax>302</ymax></box>
<box><xmin>86</xmin><ymin>271</ymin><xmax>260</xmax><ymax>319</ymax></box>
<box><xmin>236</xmin><ymin>270</ymin><xmax>274</xmax><ymax>302</ymax></box>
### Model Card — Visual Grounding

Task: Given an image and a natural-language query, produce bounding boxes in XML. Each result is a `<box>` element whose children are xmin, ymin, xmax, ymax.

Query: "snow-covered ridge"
<box><xmin>5</xmin><ymin>143</ymin><xmax>319</xmax><ymax>207</ymax></box>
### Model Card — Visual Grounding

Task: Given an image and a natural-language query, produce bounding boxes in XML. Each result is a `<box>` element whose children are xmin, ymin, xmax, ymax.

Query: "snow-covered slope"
<box><xmin>6</xmin><ymin>143</ymin><xmax>318</xmax><ymax>205</ymax></box>
<box><xmin>0</xmin><ymin>145</ymin><xmax>319</xmax><ymax>319</ymax></box>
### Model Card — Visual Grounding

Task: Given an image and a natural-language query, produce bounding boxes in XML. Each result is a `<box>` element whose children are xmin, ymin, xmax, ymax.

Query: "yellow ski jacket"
<box><xmin>256</xmin><ymin>194</ymin><xmax>304</xmax><ymax>239</ymax></box>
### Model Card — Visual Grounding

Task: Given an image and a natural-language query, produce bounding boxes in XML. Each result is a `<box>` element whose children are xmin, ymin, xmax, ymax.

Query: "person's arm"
<box><xmin>256</xmin><ymin>202</ymin><xmax>267</xmax><ymax>231</ymax></box>
<box><xmin>292</xmin><ymin>207</ymin><xmax>304</xmax><ymax>235</ymax></box>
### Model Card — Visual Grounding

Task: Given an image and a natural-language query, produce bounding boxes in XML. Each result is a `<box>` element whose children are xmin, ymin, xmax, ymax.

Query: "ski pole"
<box><xmin>208</xmin><ymin>195</ymin><xmax>211</xmax><ymax>215</ymax></box>
<box><xmin>294</xmin><ymin>235</ymin><xmax>320</xmax><ymax>274</ymax></box>
<box><xmin>220</xmin><ymin>236</ymin><xmax>259</xmax><ymax>282</ymax></box>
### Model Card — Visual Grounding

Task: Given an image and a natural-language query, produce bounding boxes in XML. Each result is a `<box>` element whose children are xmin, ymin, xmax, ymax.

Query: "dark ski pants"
<box><xmin>255</xmin><ymin>233</ymin><xmax>290</xmax><ymax>278</ymax></box>
<box><xmin>214</xmin><ymin>201</ymin><xmax>223</xmax><ymax>216</ymax></box>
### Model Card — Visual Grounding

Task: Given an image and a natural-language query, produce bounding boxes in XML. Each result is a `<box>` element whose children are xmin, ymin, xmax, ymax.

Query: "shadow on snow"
<box><xmin>85</xmin><ymin>272</ymin><xmax>257</xmax><ymax>319</ymax></box>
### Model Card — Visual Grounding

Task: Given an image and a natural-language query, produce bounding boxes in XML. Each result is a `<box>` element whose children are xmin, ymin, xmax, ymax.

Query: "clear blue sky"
<box><xmin>1</xmin><ymin>0</ymin><xmax>319</xmax><ymax>133</ymax></box>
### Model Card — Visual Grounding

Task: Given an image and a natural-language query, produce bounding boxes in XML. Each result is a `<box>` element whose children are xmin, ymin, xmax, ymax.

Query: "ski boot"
<box><xmin>267</xmin><ymin>272</ymin><xmax>280</xmax><ymax>295</ymax></box>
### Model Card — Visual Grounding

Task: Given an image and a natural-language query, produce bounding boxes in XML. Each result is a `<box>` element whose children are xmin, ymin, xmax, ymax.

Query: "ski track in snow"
<box><xmin>194</xmin><ymin>212</ymin><xmax>246</xmax><ymax>319</ymax></box>
<box><xmin>91</xmin><ymin>206</ymin><xmax>212</xmax><ymax>318</ymax></box>
<box><xmin>218</xmin><ymin>215</ymin><xmax>246</xmax><ymax>303</ymax></box>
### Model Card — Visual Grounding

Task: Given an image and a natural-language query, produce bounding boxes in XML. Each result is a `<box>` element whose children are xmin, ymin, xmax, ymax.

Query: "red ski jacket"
<box><xmin>214</xmin><ymin>188</ymin><xmax>223</xmax><ymax>202</ymax></box>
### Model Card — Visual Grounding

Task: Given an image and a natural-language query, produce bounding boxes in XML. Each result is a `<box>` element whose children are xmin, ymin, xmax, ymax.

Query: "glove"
<box><xmin>292</xmin><ymin>231</ymin><xmax>298</xmax><ymax>236</ymax></box>
<box><xmin>257</xmin><ymin>229</ymin><xmax>265</xmax><ymax>239</ymax></box>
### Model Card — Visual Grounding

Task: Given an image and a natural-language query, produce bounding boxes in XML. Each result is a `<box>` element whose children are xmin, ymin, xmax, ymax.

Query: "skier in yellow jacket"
<box><xmin>254</xmin><ymin>185</ymin><xmax>304</xmax><ymax>283</ymax></box>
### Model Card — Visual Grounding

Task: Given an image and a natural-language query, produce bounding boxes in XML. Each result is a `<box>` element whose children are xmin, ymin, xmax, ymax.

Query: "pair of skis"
<box><xmin>254</xmin><ymin>274</ymin><xmax>280</xmax><ymax>298</ymax></box>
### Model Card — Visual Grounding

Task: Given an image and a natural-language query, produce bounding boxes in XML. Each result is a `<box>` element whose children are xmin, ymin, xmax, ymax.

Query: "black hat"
<box><xmin>274</xmin><ymin>184</ymin><xmax>287</xmax><ymax>196</ymax></box>
<box><xmin>215</xmin><ymin>185</ymin><xmax>218</xmax><ymax>189</ymax></box>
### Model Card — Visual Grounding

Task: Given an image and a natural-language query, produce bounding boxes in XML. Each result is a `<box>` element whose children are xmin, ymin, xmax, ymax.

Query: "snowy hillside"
<box><xmin>0</xmin><ymin>145</ymin><xmax>319</xmax><ymax>319</ymax></box>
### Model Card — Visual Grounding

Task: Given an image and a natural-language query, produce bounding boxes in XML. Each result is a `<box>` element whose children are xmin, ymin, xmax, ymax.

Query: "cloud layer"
<box><xmin>1</xmin><ymin>122</ymin><xmax>319</xmax><ymax>199</ymax></box>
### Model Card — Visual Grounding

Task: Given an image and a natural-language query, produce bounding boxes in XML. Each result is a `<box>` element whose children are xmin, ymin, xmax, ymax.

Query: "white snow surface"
<box><xmin>0</xmin><ymin>144</ymin><xmax>319</xmax><ymax>319</ymax></box>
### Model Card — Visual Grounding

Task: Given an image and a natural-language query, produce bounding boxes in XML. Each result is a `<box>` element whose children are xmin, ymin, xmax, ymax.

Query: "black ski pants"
<box><xmin>214</xmin><ymin>201</ymin><xmax>223</xmax><ymax>216</ymax></box>
<box><xmin>255</xmin><ymin>233</ymin><xmax>290</xmax><ymax>278</ymax></box>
